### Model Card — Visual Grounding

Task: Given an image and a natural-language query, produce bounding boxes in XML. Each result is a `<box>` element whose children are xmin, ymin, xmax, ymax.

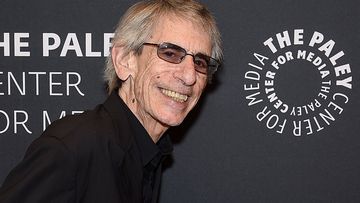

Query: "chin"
<box><xmin>158</xmin><ymin>115</ymin><xmax>186</xmax><ymax>127</ymax></box>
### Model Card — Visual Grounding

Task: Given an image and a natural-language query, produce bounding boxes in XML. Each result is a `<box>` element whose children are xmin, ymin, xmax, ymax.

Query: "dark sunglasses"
<box><xmin>142</xmin><ymin>42</ymin><xmax>220</xmax><ymax>75</ymax></box>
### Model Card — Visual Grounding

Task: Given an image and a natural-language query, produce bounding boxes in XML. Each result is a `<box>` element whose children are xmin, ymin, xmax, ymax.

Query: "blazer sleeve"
<box><xmin>0</xmin><ymin>136</ymin><xmax>77</xmax><ymax>203</ymax></box>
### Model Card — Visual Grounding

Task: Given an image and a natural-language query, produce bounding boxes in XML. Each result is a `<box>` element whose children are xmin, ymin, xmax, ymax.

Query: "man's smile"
<box><xmin>160</xmin><ymin>88</ymin><xmax>189</xmax><ymax>103</ymax></box>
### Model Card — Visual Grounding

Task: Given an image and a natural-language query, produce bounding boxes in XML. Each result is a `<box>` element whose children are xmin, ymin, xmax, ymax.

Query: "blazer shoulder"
<box><xmin>40</xmin><ymin>104</ymin><xmax>128</xmax><ymax>162</ymax></box>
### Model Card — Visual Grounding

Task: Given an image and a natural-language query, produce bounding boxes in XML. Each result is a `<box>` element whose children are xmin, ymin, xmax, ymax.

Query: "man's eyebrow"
<box><xmin>188</xmin><ymin>48</ymin><xmax>211</xmax><ymax>56</ymax></box>
<box><xmin>197</xmin><ymin>51</ymin><xmax>212</xmax><ymax>57</ymax></box>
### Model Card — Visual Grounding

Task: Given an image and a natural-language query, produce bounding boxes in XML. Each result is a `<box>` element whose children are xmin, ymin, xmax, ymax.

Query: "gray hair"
<box><xmin>104</xmin><ymin>0</ymin><xmax>223</xmax><ymax>94</ymax></box>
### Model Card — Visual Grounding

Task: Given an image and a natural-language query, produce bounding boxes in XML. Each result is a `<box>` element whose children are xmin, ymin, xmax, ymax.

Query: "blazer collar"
<box><xmin>102</xmin><ymin>90</ymin><xmax>134</xmax><ymax>151</ymax></box>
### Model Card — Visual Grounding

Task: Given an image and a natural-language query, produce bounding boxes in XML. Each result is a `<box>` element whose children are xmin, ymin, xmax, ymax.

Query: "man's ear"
<box><xmin>111</xmin><ymin>45</ymin><xmax>136</xmax><ymax>81</ymax></box>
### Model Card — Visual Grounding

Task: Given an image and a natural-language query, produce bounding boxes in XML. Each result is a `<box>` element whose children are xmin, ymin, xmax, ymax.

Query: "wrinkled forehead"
<box><xmin>150</xmin><ymin>13</ymin><xmax>212</xmax><ymax>54</ymax></box>
<box><xmin>154</xmin><ymin>11</ymin><xmax>210</xmax><ymax>35</ymax></box>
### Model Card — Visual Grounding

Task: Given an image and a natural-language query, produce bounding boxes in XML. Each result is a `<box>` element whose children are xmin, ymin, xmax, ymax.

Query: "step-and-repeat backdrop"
<box><xmin>1</xmin><ymin>0</ymin><xmax>359</xmax><ymax>202</ymax></box>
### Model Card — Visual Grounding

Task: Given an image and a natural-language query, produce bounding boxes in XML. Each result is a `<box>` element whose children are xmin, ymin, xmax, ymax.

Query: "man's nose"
<box><xmin>174</xmin><ymin>56</ymin><xmax>197</xmax><ymax>86</ymax></box>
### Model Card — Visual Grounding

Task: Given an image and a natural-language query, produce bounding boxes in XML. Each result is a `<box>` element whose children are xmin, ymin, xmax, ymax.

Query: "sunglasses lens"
<box><xmin>158</xmin><ymin>44</ymin><xmax>185</xmax><ymax>64</ymax></box>
<box><xmin>207</xmin><ymin>58</ymin><xmax>219</xmax><ymax>74</ymax></box>
<box><xmin>153</xmin><ymin>42</ymin><xmax>219</xmax><ymax>75</ymax></box>
<box><xmin>193</xmin><ymin>55</ymin><xmax>209</xmax><ymax>74</ymax></box>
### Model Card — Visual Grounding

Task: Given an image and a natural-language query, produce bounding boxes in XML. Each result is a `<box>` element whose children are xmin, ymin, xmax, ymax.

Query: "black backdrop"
<box><xmin>1</xmin><ymin>0</ymin><xmax>359</xmax><ymax>202</ymax></box>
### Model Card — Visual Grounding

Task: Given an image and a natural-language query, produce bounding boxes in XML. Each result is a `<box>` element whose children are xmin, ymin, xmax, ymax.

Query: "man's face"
<box><xmin>132</xmin><ymin>16</ymin><xmax>211</xmax><ymax>128</ymax></box>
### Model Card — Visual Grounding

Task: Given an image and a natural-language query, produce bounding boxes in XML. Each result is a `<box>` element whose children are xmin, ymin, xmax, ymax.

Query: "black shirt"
<box><xmin>125</xmin><ymin>97</ymin><xmax>173</xmax><ymax>203</ymax></box>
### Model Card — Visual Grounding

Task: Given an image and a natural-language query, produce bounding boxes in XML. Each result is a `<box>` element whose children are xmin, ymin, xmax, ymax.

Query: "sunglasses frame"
<box><xmin>142</xmin><ymin>42</ymin><xmax>219</xmax><ymax>75</ymax></box>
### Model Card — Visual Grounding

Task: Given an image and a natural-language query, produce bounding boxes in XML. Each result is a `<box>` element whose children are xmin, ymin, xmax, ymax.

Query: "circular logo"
<box><xmin>243</xmin><ymin>29</ymin><xmax>353</xmax><ymax>136</ymax></box>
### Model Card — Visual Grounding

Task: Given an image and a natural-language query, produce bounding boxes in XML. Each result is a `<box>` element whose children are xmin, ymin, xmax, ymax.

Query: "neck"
<box><xmin>117</xmin><ymin>88</ymin><xmax>168</xmax><ymax>143</ymax></box>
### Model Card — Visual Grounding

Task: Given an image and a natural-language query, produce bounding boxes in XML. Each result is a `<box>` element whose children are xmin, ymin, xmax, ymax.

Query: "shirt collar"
<box><xmin>126</xmin><ymin>103</ymin><xmax>173</xmax><ymax>166</ymax></box>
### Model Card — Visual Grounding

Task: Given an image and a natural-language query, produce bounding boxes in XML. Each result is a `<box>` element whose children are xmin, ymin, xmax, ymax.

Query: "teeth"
<box><xmin>161</xmin><ymin>89</ymin><xmax>188</xmax><ymax>102</ymax></box>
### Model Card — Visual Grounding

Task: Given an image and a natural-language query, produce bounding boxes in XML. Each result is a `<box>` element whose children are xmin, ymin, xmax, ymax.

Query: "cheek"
<box><xmin>194</xmin><ymin>77</ymin><xmax>207</xmax><ymax>96</ymax></box>
<box><xmin>133</xmin><ymin>52</ymin><xmax>160</xmax><ymax>90</ymax></box>
<box><xmin>190</xmin><ymin>80</ymin><xmax>207</xmax><ymax>104</ymax></box>
<box><xmin>134</xmin><ymin>67</ymin><xmax>162</xmax><ymax>107</ymax></box>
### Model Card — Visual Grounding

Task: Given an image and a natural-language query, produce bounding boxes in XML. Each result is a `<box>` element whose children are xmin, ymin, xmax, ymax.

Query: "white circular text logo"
<box><xmin>243</xmin><ymin>29</ymin><xmax>353</xmax><ymax>136</ymax></box>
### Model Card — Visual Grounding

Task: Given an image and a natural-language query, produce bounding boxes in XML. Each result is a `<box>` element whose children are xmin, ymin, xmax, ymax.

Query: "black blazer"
<box><xmin>0</xmin><ymin>92</ymin><xmax>157</xmax><ymax>203</ymax></box>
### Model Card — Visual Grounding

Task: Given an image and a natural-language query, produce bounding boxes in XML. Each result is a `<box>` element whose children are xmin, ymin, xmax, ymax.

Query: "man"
<box><xmin>0</xmin><ymin>0</ymin><xmax>222</xmax><ymax>202</ymax></box>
